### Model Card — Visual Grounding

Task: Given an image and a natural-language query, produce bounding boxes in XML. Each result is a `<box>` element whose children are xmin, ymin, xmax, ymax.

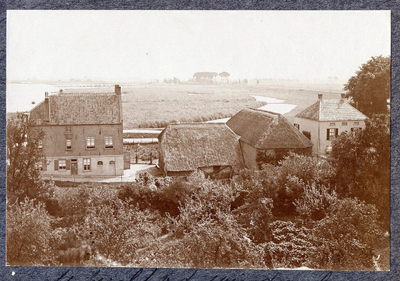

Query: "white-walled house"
<box><xmin>294</xmin><ymin>94</ymin><xmax>368</xmax><ymax>155</ymax></box>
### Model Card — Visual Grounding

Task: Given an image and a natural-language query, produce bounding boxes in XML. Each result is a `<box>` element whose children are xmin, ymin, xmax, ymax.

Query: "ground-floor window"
<box><xmin>59</xmin><ymin>159</ymin><xmax>66</xmax><ymax>170</ymax></box>
<box><xmin>83</xmin><ymin>158</ymin><xmax>91</xmax><ymax>171</ymax></box>
<box><xmin>327</xmin><ymin>128</ymin><xmax>338</xmax><ymax>141</ymax></box>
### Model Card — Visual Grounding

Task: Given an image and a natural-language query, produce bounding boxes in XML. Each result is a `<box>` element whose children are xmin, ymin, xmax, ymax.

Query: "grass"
<box><xmin>66</xmin><ymin>83</ymin><xmax>345</xmax><ymax>129</ymax></box>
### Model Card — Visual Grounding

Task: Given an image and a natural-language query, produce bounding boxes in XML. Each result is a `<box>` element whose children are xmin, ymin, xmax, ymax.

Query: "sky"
<box><xmin>7</xmin><ymin>10</ymin><xmax>391</xmax><ymax>82</ymax></box>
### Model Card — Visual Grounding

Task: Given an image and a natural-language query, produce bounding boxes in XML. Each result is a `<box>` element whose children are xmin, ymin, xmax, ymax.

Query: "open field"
<box><xmin>55</xmin><ymin>82</ymin><xmax>345</xmax><ymax>129</ymax></box>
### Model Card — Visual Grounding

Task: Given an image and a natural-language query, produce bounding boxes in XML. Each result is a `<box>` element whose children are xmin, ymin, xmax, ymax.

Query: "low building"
<box><xmin>158</xmin><ymin>123</ymin><xmax>243</xmax><ymax>178</ymax></box>
<box><xmin>226</xmin><ymin>108</ymin><xmax>313</xmax><ymax>169</ymax></box>
<box><xmin>29</xmin><ymin>85</ymin><xmax>124</xmax><ymax>178</ymax></box>
<box><xmin>294</xmin><ymin>94</ymin><xmax>368</xmax><ymax>155</ymax></box>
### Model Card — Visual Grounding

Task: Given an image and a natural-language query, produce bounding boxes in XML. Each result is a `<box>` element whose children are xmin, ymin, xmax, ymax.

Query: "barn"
<box><xmin>158</xmin><ymin>123</ymin><xmax>243</xmax><ymax>178</ymax></box>
<box><xmin>226</xmin><ymin>108</ymin><xmax>313</xmax><ymax>168</ymax></box>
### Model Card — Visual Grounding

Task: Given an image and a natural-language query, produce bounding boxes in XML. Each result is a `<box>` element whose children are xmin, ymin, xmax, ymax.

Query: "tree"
<box><xmin>331</xmin><ymin>115</ymin><xmax>390</xmax><ymax>228</ymax></box>
<box><xmin>7</xmin><ymin>113</ymin><xmax>47</xmax><ymax>202</ymax></box>
<box><xmin>344</xmin><ymin>55</ymin><xmax>390</xmax><ymax>116</ymax></box>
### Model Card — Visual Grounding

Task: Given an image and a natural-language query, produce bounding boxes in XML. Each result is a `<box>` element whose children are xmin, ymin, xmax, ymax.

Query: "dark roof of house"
<box><xmin>226</xmin><ymin>108</ymin><xmax>313</xmax><ymax>150</ymax></box>
<box><xmin>295</xmin><ymin>99</ymin><xmax>368</xmax><ymax>121</ymax></box>
<box><xmin>158</xmin><ymin>123</ymin><xmax>243</xmax><ymax>172</ymax></box>
<box><xmin>29</xmin><ymin>93</ymin><xmax>122</xmax><ymax>125</ymax></box>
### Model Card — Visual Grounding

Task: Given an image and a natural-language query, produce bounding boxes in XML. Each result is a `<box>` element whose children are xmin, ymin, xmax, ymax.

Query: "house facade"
<box><xmin>29</xmin><ymin>85</ymin><xmax>124</xmax><ymax>177</ymax></box>
<box><xmin>226</xmin><ymin>108</ymin><xmax>313</xmax><ymax>169</ymax></box>
<box><xmin>294</xmin><ymin>94</ymin><xmax>368</xmax><ymax>155</ymax></box>
<box><xmin>158</xmin><ymin>123</ymin><xmax>243</xmax><ymax>178</ymax></box>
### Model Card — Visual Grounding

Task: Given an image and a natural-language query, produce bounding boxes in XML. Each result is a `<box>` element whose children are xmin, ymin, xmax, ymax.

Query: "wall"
<box><xmin>41</xmin><ymin>155</ymin><xmax>124</xmax><ymax>177</ymax></box>
<box><xmin>34</xmin><ymin>123</ymin><xmax>124</xmax><ymax>176</ymax></box>
<box><xmin>239</xmin><ymin>141</ymin><xmax>258</xmax><ymax>169</ymax></box>
<box><xmin>294</xmin><ymin>117</ymin><xmax>365</xmax><ymax>155</ymax></box>
<box><xmin>294</xmin><ymin>118</ymin><xmax>320</xmax><ymax>154</ymax></box>
<box><xmin>318</xmin><ymin>120</ymin><xmax>365</xmax><ymax>154</ymax></box>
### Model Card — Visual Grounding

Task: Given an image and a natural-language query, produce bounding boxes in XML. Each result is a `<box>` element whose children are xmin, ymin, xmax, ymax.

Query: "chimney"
<box><xmin>115</xmin><ymin>85</ymin><xmax>121</xmax><ymax>96</ymax></box>
<box><xmin>114</xmin><ymin>85</ymin><xmax>123</xmax><ymax>122</ymax></box>
<box><xmin>44</xmin><ymin>92</ymin><xmax>50</xmax><ymax>121</ymax></box>
<box><xmin>318</xmin><ymin>94</ymin><xmax>323</xmax><ymax>100</ymax></box>
<box><xmin>341</xmin><ymin>93</ymin><xmax>346</xmax><ymax>99</ymax></box>
<box><xmin>59</xmin><ymin>89</ymin><xmax>63</xmax><ymax>94</ymax></box>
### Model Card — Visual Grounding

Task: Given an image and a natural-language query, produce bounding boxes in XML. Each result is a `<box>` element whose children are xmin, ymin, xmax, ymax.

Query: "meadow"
<box><xmin>69</xmin><ymin>82</ymin><xmax>344</xmax><ymax>129</ymax></box>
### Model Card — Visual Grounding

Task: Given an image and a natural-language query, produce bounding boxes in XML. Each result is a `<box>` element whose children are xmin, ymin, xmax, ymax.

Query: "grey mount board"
<box><xmin>1</xmin><ymin>0</ymin><xmax>399</xmax><ymax>280</ymax></box>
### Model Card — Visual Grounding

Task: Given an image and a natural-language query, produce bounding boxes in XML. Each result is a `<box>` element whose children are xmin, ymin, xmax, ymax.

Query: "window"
<box><xmin>351</xmin><ymin>127</ymin><xmax>362</xmax><ymax>132</ymax></box>
<box><xmin>105</xmin><ymin>136</ymin><xmax>113</xmax><ymax>148</ymax></box>
<box><xmin>354</xmin><ymin>122</ymin><xmax>360</xmax><ymax>125</ymax></box>
<box><xmin>86</xmin><ymin>137</ymin><xmax>95</xmax><ymax>148</ymax></box>
<box><xmin>59</xmin><ymin>159</ymin><xmax>66</xmax><ymax>170</ymax></box>
<box><xmin>83</xmin><ymin>158</ymin><xmax>91</xmax><ymax>171</ymax></box>
<box><xmin>327</xmin><ymin>128</ymin><xmax>338</xmax><ymax>141</ymax></box>
<box><xmin>66</xmin><ymin>139</ymin><xmax>72</xmax><ymax>150</ymax></box>
<box><xmin>294</xmin><ymin>123</ymin><xmax>300</xmax><ymax>130</ymax></box>
<box><xmin>342</xmin><ymin>122</ymin><xmax>348</xmax><ymax>126</ymax></box>
<box><xmin>97</xmin><ymin>161</ymin><xmax>103</xmax><ymax>166</ymax></box>
<box><xmin>109</xmin><ymin>160</ymin><xmax>115</xmax><ymax>165</ymax></box>
<box><xmin>65</xmin><ymin>126</ymin><xmax>72</xmax><ymax>133</ymax></box>
<box><xmin>38</xmin><ymin>140</ymin><xmax>43</xmax><ymax>149</ymax></box>
<box><xmin>330</xmin><ymin>123</ymin><xmax>336</xmax><ymax>126</ymax></box>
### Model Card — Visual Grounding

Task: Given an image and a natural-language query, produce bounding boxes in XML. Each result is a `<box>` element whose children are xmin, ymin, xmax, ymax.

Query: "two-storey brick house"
<box><xmin>29</xmin><ymin>85</ymin><xmax>124</xmax><ymax>178</ymax></box>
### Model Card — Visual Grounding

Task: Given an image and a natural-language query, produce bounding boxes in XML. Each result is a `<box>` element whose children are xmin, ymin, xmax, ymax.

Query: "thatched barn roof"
<box><xmin>226</xmin><ymin>108</ymin><xmax>313</xmax><ymax>150</ymax></box>
<box><xmin>295</xmin><ymin>97</ymin><xmax>368</xmax><ymax>121</ymax></box>
<box><xmin>158</xmin><ymin>123</ymin><xmax>243</xmax><ymax>172</ymax></box>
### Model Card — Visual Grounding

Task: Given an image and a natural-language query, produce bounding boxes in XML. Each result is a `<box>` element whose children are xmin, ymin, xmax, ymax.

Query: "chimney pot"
<box><xmin>318</xmin><ymin>94</ymin><xmax>323</xmax><ymax>100</ymax></box>
<box><xmin>45</xmin><ymin>92</ymin><xmax>49</xmax><ymax>98</ymax></box>
<box><xmin>115</xmin><ymin>85</ymin><xmax>121</xmax><ymax>95</ymax></box>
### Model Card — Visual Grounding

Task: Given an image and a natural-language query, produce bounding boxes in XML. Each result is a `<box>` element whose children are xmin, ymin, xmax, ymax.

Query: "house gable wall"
<box><xmin>294</xmin><ymin>117</ymin><xmax>366</xmax><ymax>154</ymax></box>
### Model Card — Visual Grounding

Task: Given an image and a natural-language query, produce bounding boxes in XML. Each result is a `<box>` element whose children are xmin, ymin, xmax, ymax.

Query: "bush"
<box><xmin>83</xmin><ymin>199</ymin><xmax>163</xmax><ymax>265</ymax></box>
<box><xmin>7</xmin><ymin>198</ymin><xmax>54</xmax><ymax>266</ymax></box>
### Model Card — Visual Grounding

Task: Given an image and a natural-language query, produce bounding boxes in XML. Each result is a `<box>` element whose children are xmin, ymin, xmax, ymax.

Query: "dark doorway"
<box><xmin>71</xmin><ymin>159</ymin><xmax>78</xmax><ymax>175</ymax></box>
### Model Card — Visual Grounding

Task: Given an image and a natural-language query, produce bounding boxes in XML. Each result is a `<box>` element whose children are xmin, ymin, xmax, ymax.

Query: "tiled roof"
<box><xmin>159</xmin><ymin>123</ymin><xmax>243</xmax><ymax>172</ymax></box>
<box><xmin>30</xmin><ymin>93</ymin><xmax>122</xmax><ymax>125</ymax></box>
<box><xmin>226</xmin><ymin>108</ymin><xmax>313</xmax><ymax>149</ymax></box>
<box><xmin>295</xmin><ymin>99</ymin><xmax>368</xmax><ymax>121</ymax></box>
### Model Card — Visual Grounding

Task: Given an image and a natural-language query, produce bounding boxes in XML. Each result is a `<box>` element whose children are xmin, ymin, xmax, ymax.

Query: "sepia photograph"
<box><xmin>6</xmin><ymin>10</ymin><xmax>390</xmax><ymax>271</ymax></box>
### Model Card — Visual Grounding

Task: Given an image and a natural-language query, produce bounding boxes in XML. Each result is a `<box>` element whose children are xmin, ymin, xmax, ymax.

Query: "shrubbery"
<box><xmin>6</xmin><ymin>123</ymin><xmax>388</xmax><ymax>269</ymax></box>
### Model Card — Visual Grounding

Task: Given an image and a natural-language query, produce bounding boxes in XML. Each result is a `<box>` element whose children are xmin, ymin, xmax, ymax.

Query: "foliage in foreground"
<box><xmin>6</xmin><ymin>117</ymin><xmax>389</xmax><ymax>269</ymax></box>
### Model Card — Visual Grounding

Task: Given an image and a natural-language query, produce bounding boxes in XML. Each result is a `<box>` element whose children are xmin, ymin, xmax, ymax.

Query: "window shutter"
<box><xmin>335</xmin><ymin>128</ymin><xmax>339</xmax><ymax>137</ymax></box>
<box><xmin>54</xmin><ymin>160</ymin><xmax>59</xmax><ymax>171</ymax></box>
<box><xmin>42</xmin><ymin>160</ymin><xmax>47</xmax><ymax>171</ymax></box>
<box><xmin>66</xmin><ymin>159</ymin><xmax>71</xmax><ymax>170</ymax></box>
<box><xmin>326</xmin><ymin>129</ymin><xmax>330</xmax><ymax>140</ymax></box>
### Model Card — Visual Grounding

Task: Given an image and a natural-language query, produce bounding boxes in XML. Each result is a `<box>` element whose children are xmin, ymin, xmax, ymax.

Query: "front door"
<box><xmin>71</xmin><ymin>159</ymin><xmax>78</xmax><ymax>175</ymax></box>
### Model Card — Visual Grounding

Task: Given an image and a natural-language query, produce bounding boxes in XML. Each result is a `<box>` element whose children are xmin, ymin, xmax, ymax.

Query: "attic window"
<box><xmin>354</xmin><ymin>122</ymin><xmax>359</xmax><ymax>125</ymax></box>
<box><xmin>97</xmin><ymin>161</ymin><xmax>103</xmax><ymax>166</ymax></box>
<box><xmin>342</xmin><ymin>122</ymin><xmax>348</xmax><ymax>126</ymax></box>
<box><xmin>329</xmin><ymin>123</ymin><xmax>336</xmax><ymax>126</ymax></box>
<box><xmin>109</xmin><ymin>160</ymin><xmax>115</xmax><ymax>165</ymax></box>
<box><xmin>65</xmin><ymin>126</ymin><xmax>71</xmax><ymax>133</ymax></box>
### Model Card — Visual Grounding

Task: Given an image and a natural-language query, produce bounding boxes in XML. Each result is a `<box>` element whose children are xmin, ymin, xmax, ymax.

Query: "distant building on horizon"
<box><xmin>29</xmin><ymin>85</ymin><xmax>125</xmax><ymax>178</ymax></box>
<box><xmin>294</xmin><ymin>93</ymin><xmax>368</xmax><ymax>155</ymax></box>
